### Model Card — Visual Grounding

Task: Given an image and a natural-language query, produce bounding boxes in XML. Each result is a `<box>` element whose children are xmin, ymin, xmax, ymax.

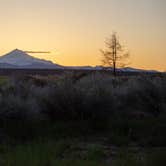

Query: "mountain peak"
<box><xmin>13</xmin><ymin>48</ymin><xmax>21</xmax><ymax>51</ymax></box>
<box><xmin>0</xmin><ymin>49</ymin><xmax>62</xmax><ymax>68</ymax></box>
<box><xmin>12</xmin><ymin>48</ymin><xmax>24</xmax><ymax>53</ymax></box>
<box><xmin>5</xmin><ymin>49</ymin><xmax>29</xmax><ymax>57</ymax></box>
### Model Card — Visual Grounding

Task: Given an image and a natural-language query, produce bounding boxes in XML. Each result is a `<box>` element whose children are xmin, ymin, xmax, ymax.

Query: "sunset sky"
<box><xmin>0</xmin><ymin>0</ymin><xmax>166</xmax><ymax>70</ymax></box>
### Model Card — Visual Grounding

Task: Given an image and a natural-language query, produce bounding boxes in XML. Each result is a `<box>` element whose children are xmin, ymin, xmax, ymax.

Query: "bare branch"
<box><xmin>100</xmin><ymin>32</ymin><xmax>130</xmax><ymax>75</ymax></box>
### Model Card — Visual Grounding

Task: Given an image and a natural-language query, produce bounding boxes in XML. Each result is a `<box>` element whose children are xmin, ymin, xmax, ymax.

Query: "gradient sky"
<box><xmin>0</xmin><ymin>0</ymin><xmax>166</xmax><ymax>70</ymax></box>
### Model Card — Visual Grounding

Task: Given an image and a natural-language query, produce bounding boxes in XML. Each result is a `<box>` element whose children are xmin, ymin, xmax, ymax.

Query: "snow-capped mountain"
<box><xmin>0</xmin><ymin>49</ymin><xmax>159</xmax><ymax>73</ymax></box>
<box><xmin>0</xmin><ymin>49</ymin><xmax>63</xmax><ymax>69</ymax></box>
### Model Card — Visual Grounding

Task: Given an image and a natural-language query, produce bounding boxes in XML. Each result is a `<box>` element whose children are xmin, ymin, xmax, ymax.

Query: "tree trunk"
<box><xmin>113</xmin><ymin>62</ymin><xmax>116</xmax><ymax>76</ymax></box>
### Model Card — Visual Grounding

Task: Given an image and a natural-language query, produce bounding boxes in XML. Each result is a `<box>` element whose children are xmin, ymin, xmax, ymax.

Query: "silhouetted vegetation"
<box><xmin>101</xmin><ymin>32</ymin><xmax>130</xmax><ymax>76</ymax></box>
<box><xmin>0</xmin><ymin>72</ymin><xmax>166</xmax><ymax>165</ymax></box>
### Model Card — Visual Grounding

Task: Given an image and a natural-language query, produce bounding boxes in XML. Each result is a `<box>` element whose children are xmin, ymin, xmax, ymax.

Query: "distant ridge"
<box><xmin>0</xmin><ymin>49</ymin><xmax>160</xmax><ymax>73</ymax></box>
<box><xmin>65</xmin><ymin>66</ymin><xmax>159</xmax><ymax>73</ymax></box>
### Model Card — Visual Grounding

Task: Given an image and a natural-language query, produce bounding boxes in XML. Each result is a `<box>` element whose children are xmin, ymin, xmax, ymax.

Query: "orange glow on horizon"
<box><xmin>0</xmin><ymin>0</ymin><xmax>165</xmax><ymax>71</ymax></box>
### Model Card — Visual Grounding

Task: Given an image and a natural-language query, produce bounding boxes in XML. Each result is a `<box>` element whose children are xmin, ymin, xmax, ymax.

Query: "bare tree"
<box><xmin>101</xmin><ymin>32</ymin><xmax>129</xmax><ymax>76</ymax></box>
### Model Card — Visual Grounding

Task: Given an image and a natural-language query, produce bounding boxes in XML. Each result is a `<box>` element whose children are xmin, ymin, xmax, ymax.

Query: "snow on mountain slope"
<box><xmin>0</xmin><ymin>49</ymin><xmax>62</xmax><ymax>68</ymax></box>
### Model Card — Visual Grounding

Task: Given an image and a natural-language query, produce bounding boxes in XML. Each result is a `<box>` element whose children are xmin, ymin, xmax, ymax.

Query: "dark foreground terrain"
<box><xmin>0</xmin><ymin>70</ymin><xmax>165</xmax><ymax>165</ymax></box>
